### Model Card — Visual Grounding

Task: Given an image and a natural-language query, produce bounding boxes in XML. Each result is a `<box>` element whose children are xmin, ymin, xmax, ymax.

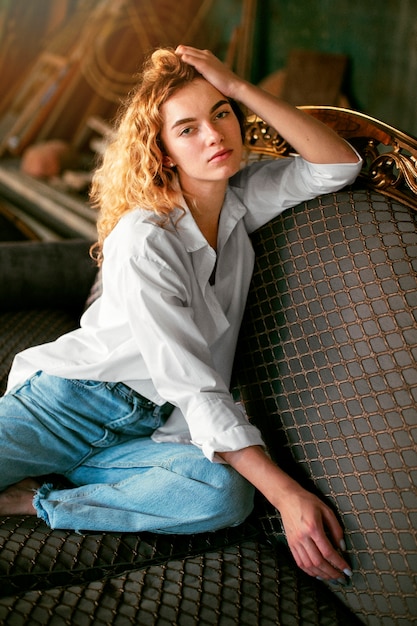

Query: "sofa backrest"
<box><xmin>233</xmin><ymin>107</ymin><xmax>417</xmax><ymax>624</ymax></box>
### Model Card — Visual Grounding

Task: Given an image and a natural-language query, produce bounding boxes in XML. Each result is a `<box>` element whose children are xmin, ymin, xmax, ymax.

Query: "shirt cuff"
<box><xmin>194</xmin><ymin>423</ymin><xmax>265</xmax><ymax>463</ymax></box>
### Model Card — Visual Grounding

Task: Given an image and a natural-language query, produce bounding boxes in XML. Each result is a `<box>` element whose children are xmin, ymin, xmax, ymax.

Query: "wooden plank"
<box><xmin>0</xmin><ymin>163</ymin><xmax>96</xmax><ymax>239</ymax></box>
<box><xmin>0</xmin><ymin>198</ymin><xmax>62</xmax><ymax>242</ymax></box>
<box><xmin>0</xmin><ymin>200</ymin><xmax>37</xmax><ymax>241</ymax></box>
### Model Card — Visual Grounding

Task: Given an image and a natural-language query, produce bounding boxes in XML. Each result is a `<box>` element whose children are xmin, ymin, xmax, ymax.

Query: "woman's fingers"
<box><xmin>282</xmin><ymin>497</ymin><xmax>352</xmax><ymax>581</ymax></box>
<box><xmin>291</xmin><ymin>535</ymin><xmax>351</xmax><ymax>582</ymax></box>
<box><xmin>175</xmin><ymin>45</ymin><xmax>242</xmax><ymax>98</ymax></box>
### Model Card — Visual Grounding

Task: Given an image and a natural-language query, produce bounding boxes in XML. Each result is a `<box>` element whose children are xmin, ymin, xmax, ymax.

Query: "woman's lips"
<box><xmin>209</xmin><ymin>149</ymin><xmax>232</xmax><ymax>163</ymax></box>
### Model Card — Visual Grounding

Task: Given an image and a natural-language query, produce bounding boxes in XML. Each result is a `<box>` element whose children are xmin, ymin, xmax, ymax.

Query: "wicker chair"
<box><xmin>0</xmin><ymin>107</ymin><xmax>416</xmax><ymax>626</ymax></box>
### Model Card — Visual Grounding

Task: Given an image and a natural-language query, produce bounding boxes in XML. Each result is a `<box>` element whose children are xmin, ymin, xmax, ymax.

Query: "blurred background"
<box><xmin>0</xmin><ymin>0</ymin><xmax>415</xmax><ymax>240</ymax></box>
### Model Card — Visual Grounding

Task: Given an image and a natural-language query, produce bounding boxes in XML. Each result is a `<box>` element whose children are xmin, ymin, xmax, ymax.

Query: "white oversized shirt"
<box><xmin>7</xmin><ymin>155</ymin><xmax>362</xmax><ymax>461</ymax></box>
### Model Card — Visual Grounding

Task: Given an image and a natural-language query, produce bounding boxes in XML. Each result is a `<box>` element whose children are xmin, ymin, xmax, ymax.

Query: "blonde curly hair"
<box><xmin>90</xmin><ymin>47</ymin><xmax>245</xmax><ymax>265</ymax></box>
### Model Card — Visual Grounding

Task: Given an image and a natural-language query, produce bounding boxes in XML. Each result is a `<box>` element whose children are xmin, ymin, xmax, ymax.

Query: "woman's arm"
<box><xmin>219</xmin><ymin>445</ymin><xmax>352</xmax><ymax>582</ymax></box>
<box><xmin>175</xmin><ymin>45</ymin><xmax>359</xmax><ymax>165</ymax></box>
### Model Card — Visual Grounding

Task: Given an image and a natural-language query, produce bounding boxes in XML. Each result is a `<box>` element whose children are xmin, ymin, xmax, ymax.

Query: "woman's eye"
<box><xmin>180</xmin><ymin>127</ymin><xmax>193</xmax><ymax>136</ymax></box>
<box><xmin>215</xmin><ymin>110</ymin><xmax>229</xmax><ymax>120</ymax></box>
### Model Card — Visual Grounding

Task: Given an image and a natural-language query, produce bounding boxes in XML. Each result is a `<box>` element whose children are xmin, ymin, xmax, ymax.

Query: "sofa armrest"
<box><xmin>0</xmin><ymin>240</ymin><xmax>97</xmax><ymax>312</ymax></box>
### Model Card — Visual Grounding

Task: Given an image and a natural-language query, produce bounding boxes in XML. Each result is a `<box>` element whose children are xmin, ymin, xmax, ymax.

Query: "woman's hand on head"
<box><xmin>175</xmin><ymin>45</ymin><xmax>246</xmax><ymax>100</ymax></box>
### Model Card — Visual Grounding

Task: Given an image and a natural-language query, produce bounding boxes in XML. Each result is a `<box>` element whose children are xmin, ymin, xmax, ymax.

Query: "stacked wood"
<box><xmin>0</xmin><ymin>0</ymin><xmax>253</xmax><ymax>239</ymax></box>
<box><xmin>0</xmin><ymin>0</ymin><xmax>229</xmax><ymax>159</ymax></box>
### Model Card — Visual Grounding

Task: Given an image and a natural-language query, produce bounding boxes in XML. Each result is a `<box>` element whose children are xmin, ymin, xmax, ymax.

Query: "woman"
<box><xmin>0</xmin><ymin>46</ymin><xmax>361</xmax><ymax>582</ymax></box>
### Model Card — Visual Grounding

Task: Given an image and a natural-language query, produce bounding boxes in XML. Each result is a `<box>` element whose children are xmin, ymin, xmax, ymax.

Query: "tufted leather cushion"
<box><xmin>233</xmin><ymin>189</ymin><xmax>417</xmax><ymax>625</ymax></box>
<box><xmin>0</xmin><ymin>514</ymin><xmax>260</xmax><ymax>597</ymax></box>
<box><xmin>0</xmin><ymin>540</ymin><xmax>363</xmax><ymax>625</ymax></box>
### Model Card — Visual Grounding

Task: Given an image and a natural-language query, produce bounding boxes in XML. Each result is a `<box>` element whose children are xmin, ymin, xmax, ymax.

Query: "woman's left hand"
<box><xmin>278</xmin><ymin>487</ymin><xmax>352</xmax><ymax>581</ymax></box>
<box><xmin>219</xmin><ymin>445</ymin><xmax>352</xmax><ymax>581</ymax></box>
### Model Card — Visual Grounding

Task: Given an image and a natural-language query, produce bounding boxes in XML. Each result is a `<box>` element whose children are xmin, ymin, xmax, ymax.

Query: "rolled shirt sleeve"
<box><xmin>232</xmin><ymin>152</ymin><xmax>362</xmax><ymax>233</ymax></box>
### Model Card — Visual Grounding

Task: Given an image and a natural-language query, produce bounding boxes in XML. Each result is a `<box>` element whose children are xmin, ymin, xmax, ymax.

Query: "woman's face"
<box><xmin>160</xmin><ymin>79</ymin><xmax>243</xmax><ymax>194</ymax></box>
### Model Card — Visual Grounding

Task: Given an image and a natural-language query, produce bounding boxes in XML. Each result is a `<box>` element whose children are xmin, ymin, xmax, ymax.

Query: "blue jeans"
<box><xmin>0</xmin><ymin>371</ymin><xmax>254</xmax><ymax>533</ymax></box>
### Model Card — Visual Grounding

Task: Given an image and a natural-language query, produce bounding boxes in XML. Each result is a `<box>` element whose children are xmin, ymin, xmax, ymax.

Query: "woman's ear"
<box><xmin>162</xmin><ymin>155</ymin><xmax>176</xmax><ymax>168</ymax></box>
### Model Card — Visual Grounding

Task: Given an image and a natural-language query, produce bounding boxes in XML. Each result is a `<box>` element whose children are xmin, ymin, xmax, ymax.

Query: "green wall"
<box><xmin>252</xmin><ymin>0</ymin><xmax>417</xmax><ymax>136</ymax></box>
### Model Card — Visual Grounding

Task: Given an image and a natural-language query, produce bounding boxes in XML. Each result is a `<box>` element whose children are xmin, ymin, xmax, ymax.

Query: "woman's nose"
<box><xmin>204</xmin><ymin>123</ymin><xmax>223</xmax><ymax>143</ymax></box>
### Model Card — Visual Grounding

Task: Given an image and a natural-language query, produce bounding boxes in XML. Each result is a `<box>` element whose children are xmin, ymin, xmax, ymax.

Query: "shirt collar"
<box><xmin>218</xmin><ymin>187</ymin><xmax>247</xmax><ymax>249</ymax></box>
<box><xmin>169</xmin><ymin>198</ymin><xmax>206</xmax><ymax>254</ymax></box>
<box><xmin>171</xmin><ymin>187</ymin><xmax>248</xmax><ymax>254</ymax></box>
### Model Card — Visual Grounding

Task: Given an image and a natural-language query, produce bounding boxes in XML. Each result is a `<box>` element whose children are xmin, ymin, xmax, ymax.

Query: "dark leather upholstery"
<box><xmin>233</xmin><ymin>189</ymin><xmax>417</xmax><ymax>624</ymax></box>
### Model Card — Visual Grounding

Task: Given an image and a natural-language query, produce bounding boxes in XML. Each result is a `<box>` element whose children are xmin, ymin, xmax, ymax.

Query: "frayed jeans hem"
<box><xmin>33</xmin><ymin>483</ymin><xmax>54</xmax><ymax>526</ymax></box>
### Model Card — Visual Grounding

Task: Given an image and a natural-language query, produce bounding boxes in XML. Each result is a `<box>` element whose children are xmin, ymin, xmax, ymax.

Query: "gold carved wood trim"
<box><xmin>244</xmin><ymin>106</ymin><xmax>417</xmax><ymax>212</ymax></box>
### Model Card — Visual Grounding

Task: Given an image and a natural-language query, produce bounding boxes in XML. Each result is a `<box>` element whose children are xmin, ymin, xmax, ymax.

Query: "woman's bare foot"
<box><xmin>0</xmin><ymin>478</ymin><xmax>39</xmax><ymax>515</ymax></box>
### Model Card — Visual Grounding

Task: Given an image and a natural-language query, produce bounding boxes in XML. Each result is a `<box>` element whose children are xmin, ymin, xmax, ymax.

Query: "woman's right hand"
<box><xmin>175</xmin><ymin>45</ymin><xmax>247</xmax><ymax>101</ymax></box>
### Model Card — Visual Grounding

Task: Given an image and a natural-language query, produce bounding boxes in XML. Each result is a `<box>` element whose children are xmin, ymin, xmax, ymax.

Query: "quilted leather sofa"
<box><xmin>0</xmin><ymin>107</ymin><xmax>416</xmax><ymax>626</ymax></box>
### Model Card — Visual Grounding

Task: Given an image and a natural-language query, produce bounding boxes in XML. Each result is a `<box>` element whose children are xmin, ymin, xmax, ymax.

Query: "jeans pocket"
<box><xmin>69</xmin><ymin>379</ymin><xmax>108</xmax><ymax>391</ymax></box>
<box><xmin>104</xmin><ymin>404</ymin><xmax>163</xmax><ymax>439</ymax></box>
